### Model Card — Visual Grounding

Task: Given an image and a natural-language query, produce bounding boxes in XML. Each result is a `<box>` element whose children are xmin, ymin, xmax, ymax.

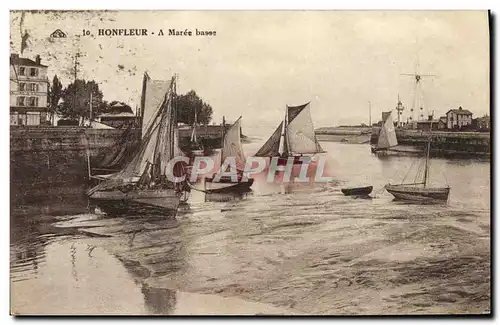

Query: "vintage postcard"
<box><xmin>9</xmin><ymin>10</ymin><xmax>490</xmax><ymax>316</ymax></box>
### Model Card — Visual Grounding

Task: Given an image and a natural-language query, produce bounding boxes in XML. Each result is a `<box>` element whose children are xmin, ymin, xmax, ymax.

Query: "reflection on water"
<box><xmin>141</xmin><ymin>284</ymin><xmax>177</xmax><ymax>315</ymax></box>
<box><xmin>10</xmin><ymin>142</ymin><xmax>490</xmax><ymax>315</ymax></box>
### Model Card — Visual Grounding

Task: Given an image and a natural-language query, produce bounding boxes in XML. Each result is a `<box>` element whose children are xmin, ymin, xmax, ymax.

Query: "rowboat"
<box><xmin>341</xmin><ymin>186</ymin><xmax>373</xmax><ymax>196</ymax></box>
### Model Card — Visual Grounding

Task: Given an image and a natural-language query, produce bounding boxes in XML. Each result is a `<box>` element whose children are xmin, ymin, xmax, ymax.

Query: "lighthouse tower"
<box><xmin>395</xmin><ymin>94</ymin><xmax>405</xmax><ymax>128</ymax></box>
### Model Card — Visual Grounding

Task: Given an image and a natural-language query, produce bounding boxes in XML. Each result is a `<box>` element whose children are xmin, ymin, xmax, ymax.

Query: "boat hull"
<box><xmin>276</xmin><ymin>156</ymin><xmax>310</xmax><ymax>166</ymax></box>
<box><xmin>371</xmin><ymin>146</ymin><xmax>422</xmax><ymax>156</ymax></box>
<box><xmin>89</xmin><ymin>189</ymin><xmax>180</xmax><ymax>217</ymax></box>
<box><xmin>385</xmin><ymin>184</ymin><xmax>450</xmax><ymax>202</ymax></box>
<box><xmin>341</xmin><ymin>186</ymin><xmax>373</xmax><ymax>196</ymax></box>
<box><xmin>204</xmin><ymin>177</ymin><xmax>254</xmax><ymax>194</ymax></box>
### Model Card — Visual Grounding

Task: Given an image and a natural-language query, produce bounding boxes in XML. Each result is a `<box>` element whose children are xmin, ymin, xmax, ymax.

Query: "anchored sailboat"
<box><xmin>204</xmin><ymin>116</ymin><xmax>254</xmax><ymax>193</ymax></box>
<box><xmin>255</xmin><ymin>102</ymin><xmax>324</xmax><ymax>165</ymax></box>
<box><xmin>371</xmin><ymin>110</ymin><xmax>398</xmax><ymax>154</ymax></box>
<box><xmin>87</xmin><ymin>75</ymin><xmax>190</xmax><ymax>217</ymax></box>
<box><xmin>385</xmin><ymin>128</ymin><xmax>450</xmax><ymax>202</ymax></box>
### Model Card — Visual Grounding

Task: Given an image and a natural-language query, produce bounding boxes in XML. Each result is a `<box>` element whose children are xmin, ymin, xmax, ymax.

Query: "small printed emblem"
<box><xmin>50</xmin><ymin>29</ymin><xmax>67</xmax><ymax>38</ymax></box>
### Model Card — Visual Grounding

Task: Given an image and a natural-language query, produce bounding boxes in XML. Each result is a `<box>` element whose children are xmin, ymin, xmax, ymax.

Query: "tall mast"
<box><xmin>422</xmin><ymin>121</ymin><xmax>432</xmax><ymax>187</ymax></box>
<box><xmin>191</xmin><ymin>107</ymin><xmax>198</xmax><ymax>143</ymax></box>
<box><xmin>172</xmin><ymin>74</ymin><xmax>177</xmax><ymax>159</ymax></box>
<box><xmin>221</xmin><ymin>116</ymin><xmax>226</xmax><ymax>167</ymax></box>
<box><xmin>278</xmin><ymin>106</ymin><xmax>287</xmax><ymax>156</ymax></box>
<box><xmin>401</xmin><ymin>71</ymin><xmax>436</xmax><ymax>122</ymax></box>
<box><xmin>89</xmin><ymin>91</ymin><xmax>93</xmax><ymax>122</ymax></box>
<box><xmin>368</xmin><ymin>101</ymin><xmax>371</xmax><ymax>127</ymax></box>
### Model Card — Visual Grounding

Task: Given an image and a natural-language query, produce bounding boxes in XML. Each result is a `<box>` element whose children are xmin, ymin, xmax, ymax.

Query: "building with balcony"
<box><xmin>10</xmin><ymin>53</ymin><xmax>50</xmax><ymax>126</ymax></box>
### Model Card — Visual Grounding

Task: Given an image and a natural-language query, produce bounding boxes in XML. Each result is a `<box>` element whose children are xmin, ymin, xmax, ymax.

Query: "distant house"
<box><xmin>438</xmin><ymin>116</ymin><xmax>447</xmax><ymax>130</ymax></box>
<box><xmin>475</xmin><ymin>115</ymin><xmax>490</xmax><ymax>130</ymax></box>
<box><xmin>10</xmin><ymin>53</ymin><xmax>50</xmax><ymax>126</ymax></box>
<box><xmin>446</xmin><ymin>106</ymin><xmax>473</xmax><ymax>129</ymax></box>
<box><xmin>97</xmin><ymin>102</ymin><xmax>138</xmax><ymax>128</ymax></box>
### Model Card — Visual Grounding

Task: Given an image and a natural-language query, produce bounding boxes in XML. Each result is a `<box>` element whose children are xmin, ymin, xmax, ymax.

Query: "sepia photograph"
<box><xmin>8</xmin><ymin>10</ymin><xmax>491</xmax><ymax>316</ymax></box>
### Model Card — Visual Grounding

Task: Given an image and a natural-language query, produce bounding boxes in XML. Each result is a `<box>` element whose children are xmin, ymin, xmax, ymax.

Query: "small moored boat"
<box><xmin>385</xmin><ymin>129</ymin><xmax>450</xmax><ymax>203</ymax></box>
<box><xmin>341</xmin><ymin>186</ymin><xmax>373</xmax><ymax>196</ymax></box>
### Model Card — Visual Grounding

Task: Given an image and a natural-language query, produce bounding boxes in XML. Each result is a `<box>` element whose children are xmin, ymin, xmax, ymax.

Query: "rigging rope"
<box><xmin>414</xmin><ymin>157</ymin><xmax>424</xmax><ymax>184</ymax></box>
<box><xmin>401</xmin><ymin>158</ymin><xmax>417</xmax><ymax>184</ymax></box>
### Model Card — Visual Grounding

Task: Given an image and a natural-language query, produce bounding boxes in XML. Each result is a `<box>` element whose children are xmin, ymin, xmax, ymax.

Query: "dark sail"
<box><xmin>287</xmin><ymin>102</ymin><xmax>310</xmax><ymax>124</ymax></box>
<box><xmin>254</xmin><ymin>121</ymin><xmax>283</xmax><ymax>157</ymax></box>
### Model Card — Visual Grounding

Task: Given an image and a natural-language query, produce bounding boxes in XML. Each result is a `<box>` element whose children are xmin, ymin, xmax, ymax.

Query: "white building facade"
<box><xmin>10</xmin><ymin>54</ymin><xmax>49</xmax><ymax>126</ymax></box>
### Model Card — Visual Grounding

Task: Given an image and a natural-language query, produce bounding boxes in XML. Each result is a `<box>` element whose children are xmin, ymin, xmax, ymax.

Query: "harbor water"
<box><xmin>10</xmin><ymin>137</ymin><xmax>490</xmax><ymax>315</ymax></box>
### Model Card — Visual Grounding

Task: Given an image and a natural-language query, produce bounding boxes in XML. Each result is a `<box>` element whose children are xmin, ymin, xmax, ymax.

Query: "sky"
<box><xmin>9</xmin><ymin>10</ymin><xmax>490</xmax><ymax>128</ymax></box>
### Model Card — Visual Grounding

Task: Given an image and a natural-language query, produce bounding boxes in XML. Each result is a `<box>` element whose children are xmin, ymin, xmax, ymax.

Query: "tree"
<box><xmin>175</xmin><ymin>90</ymin><xmax>213</xmax><ymax>125</ymax></box>
<box><xmin>48</xmin><ymin>75</ymin><xmax>63</xmax><ymax>124</ymax></box>
<box><xmin>58</xmin><ymin>79</ymin><xmax>104</xmax><ymax>121</ymax></box>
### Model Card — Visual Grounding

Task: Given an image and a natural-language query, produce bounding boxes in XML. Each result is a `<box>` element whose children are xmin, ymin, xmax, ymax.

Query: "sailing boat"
<box><xmin>255</xmin><ymin>102</ymin><xmax>324</xmax><ymax>166</ymax></box>
<box><xmin>204</xmin><ymin>116</ymin><xmax>254</xmax><ymax>193</ymax></box>
<box><xmin>87</xmin><ymin>75</ymin><xmax>190</xmax><ymax>217</ymax></box>
<box><xmin>371</xmin><ymin>110</ymin><xmax>398</xmax><ymax>154</ymax></box>
<box><xmin>385</xmin><ymin>128</ymin><xmax>450</xmax><ymax>202</ymax></box>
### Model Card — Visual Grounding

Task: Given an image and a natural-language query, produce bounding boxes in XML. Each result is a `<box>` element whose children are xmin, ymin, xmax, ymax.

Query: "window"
<box><xmin>28</xmin><ymin>97</ymin><xmax>38</xmax><ymax>107</ymax></box>
<box><xmin>19</xmin><ymin>67</ymin><xmax>25</xmax><ymax>76</ymax></box>
<box><xmin>19</xmin><ymin>83</ymin><xmax>26</xmax><ymax>91</ymax></box>
<box><xmin>17</xmin><ymin>96</ymin><xmax>25</xmax><ymax>106</ymax></box>
<box><xmin>10</xmin><ymin>113</ymin><xmax>19</xmax><ymax>126</ymax></box>
<box><xmin>29</xmin><ymin>68</ymin><xmax>38</xmax><ymax>77</ymax></box>
<box><xmin>18</xmin><ymin>114</ymin><xmax>27</xmax><ymax>126</ymax></box>
<box><xmin>28</xmin><ymin>83</ymin><xmax>39</xmax><ymax>91</ymax></box>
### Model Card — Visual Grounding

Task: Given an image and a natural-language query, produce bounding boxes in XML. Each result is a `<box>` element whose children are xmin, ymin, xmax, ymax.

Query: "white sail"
<box><xmin>141</xmin><ymin>75</ymin><xmax>171</xmax><ymax>138</ymax></box>
<box><xmin>153</xmin><ymin>90</ymin><xmax>176</xmax><ymax>178</ymax></box>
<box><xmin>221</xmin><ymin>117</ymin><xmax>246</xmax><ymax>171</ymax></box>
<box><xmin>89</xmin><ymin>77</ymin><xmax>176</xmax><ymax>193</ymax></box>
<box><xmin>286</xmin><ymin>104</ymin><xmax>322</xmax><ymax>154</ymax></box>
<box><xmin>377</xmin><ymin>111</ymin><xmax>398</xmax><ymax>149</ymax></box>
